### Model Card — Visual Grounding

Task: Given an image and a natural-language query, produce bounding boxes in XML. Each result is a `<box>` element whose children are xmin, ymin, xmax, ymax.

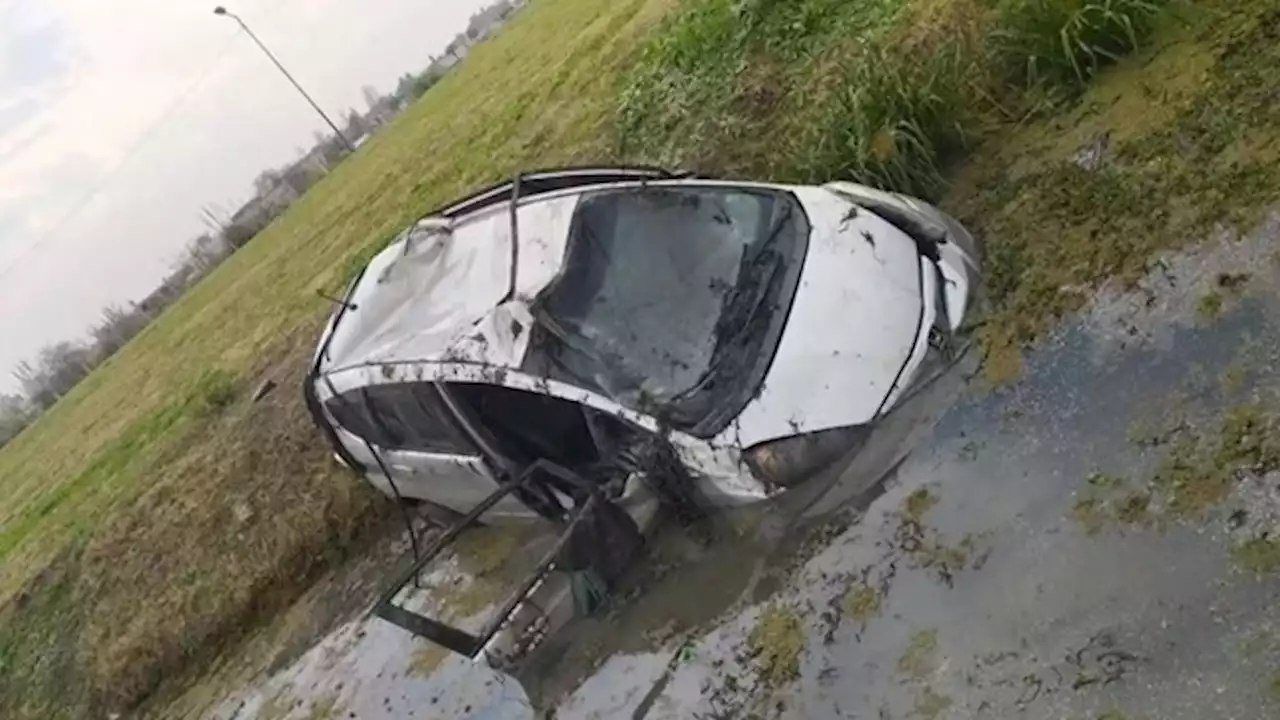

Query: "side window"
<box><xmin>325</xmin><ymin>382</ymin><xmax>469</xmax><ymax>454</ymax></box>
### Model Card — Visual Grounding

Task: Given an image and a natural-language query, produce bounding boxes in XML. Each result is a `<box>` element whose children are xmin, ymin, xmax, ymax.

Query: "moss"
<box><xmin>897</xmin><ymin>628</ymin><xmax>939</xmax><ymax>678</ymax></box>
<box><xmin>841</xmin><ymin>583</ymin><xmax>883</xmax><ymax>623</ymax></box>
<box><xmin>1114</xmin><ymin>491</ymin><xmax>1152</xmax><ymax>526</ymax></box>
<box><xmin>1086</xmin><ymin>471</ymin><xmax>1124</xmax><ymax>490</ymax></box>
<box><xmin>1152</xmin><ymin>405</ymin><xmax>1280</xmax><ymax>518</ymax></box>
<box><xmin>904</xmin><ymin>488</ymin><xmax>939</xmax><ymax>520</ymax></box>
<box><xmin>747</xmin><ymin>605</ymin><xmax>806</xmax><ymax>690</ymax></box>
<box><xmin>1233</xmin><ymin>536</ymin><xmax>1280</xmax><ymax>575</ymax></box>
<box><xmin>1196</xmin><ymin>290</ymin><xmax>1224</xmax><ymax>323</ymax></box>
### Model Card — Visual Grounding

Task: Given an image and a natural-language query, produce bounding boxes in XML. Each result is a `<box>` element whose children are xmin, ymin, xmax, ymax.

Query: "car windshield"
<box><xmin>526</xmin><ymin>185</ymin><xmax>806</xmax><ymax>432</ymax></box>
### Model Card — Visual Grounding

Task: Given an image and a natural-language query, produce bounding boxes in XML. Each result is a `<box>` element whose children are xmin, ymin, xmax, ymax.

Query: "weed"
<box><xmin>800</xmin><ymin>42</ymin><xmax>971</xmax><ymax>198</ymax></box>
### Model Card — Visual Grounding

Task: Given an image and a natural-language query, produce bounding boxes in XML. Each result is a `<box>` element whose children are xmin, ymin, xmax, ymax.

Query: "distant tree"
<box><xmin>414</xmin><ymin>70</ymin><xmax>444</xmax><ymax>98</ymax></box>
<box><xmin>361</xmin><ymin>85</ymin><xmax>382</xmax><ymax>113</ymax></box>
<box><xmin>343</xmin><ymin>109</ymin><xmax>369</xmax><ymax>142</ymax></box>
<box><xmin>0</xmin><ymin>393</ymin><xmax>32</xmax><ymax>447</ymax></box>
<box><xmin>90</xmin><ymin>304</ymin><xmax>152</xmax><ymax>361</ymax></box>
<box><xmin>252</xmin><ymin>168</ymin><xmax>283</xmax><ymax>197</ymax></box>
<box><xmin>222</xmin><ymin>216</ymin><xmax>267</xmax><ymax>251</ymax></box>
<box><xmin>16</xmin><ymin>341</ymin><xmax>95</xmax><ymax>409</ymax></box>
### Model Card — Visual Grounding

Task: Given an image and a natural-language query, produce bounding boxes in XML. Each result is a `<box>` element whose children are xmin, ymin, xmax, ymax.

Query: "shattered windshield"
<box><xmin>526</xmin><ymin>185</ymin><xmax>807</xmax><ymax>434</ymax></box>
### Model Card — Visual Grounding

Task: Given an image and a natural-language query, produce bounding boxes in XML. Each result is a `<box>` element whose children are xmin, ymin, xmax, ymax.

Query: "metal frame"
<box><xmin>369</xmin><ymin>460</ymin><xmax>607</xmax><ymax>659</ymax></box>
<box><xmin>428</xmin><ymin>165</ymin><xmax>693</xmax><ymax>220</ymax></box>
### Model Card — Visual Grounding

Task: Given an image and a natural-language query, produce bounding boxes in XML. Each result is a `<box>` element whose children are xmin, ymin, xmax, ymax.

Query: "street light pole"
<box><xmin>213</xmin><ymin>6</ymin><xmax>354</xmax><ymax>151</ymax></box>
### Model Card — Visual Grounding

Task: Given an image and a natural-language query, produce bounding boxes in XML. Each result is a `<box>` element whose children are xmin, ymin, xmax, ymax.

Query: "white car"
<box><xmin>305</xmin><ymin>166</ymin><xmax>980</xmax><ymax>524</ymax></box>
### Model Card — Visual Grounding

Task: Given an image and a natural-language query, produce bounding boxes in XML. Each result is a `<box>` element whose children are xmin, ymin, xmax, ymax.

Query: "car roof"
<box><xmin>318</xmin><ymin>192</ymin><xmax>581</xmax><ymax>378</ymax></box>
<box><xmin>312</xmin><ymin>167</ymin><xmax>696</xmax><ymax>384</ymax></box>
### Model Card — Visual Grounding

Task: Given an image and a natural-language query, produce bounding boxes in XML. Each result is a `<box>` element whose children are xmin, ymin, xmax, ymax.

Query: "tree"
<box><xmin>16</xmin><ymin>341</ymin><xmax>95</xmax><ymax>409</ymax></box>
<box><xmin>90</xmin><ymin>304</ymin><xmax>151</xmax><ymax>362</ymax></box>
<box><xmin>252</xmin><ymin>168</ymin><xmax>282</xmax><ymax>197</ymax></box>
<box><xmin>0</xmin><ymin>393</ymin><xmax>32</xmax><ymax>447</ymax></box>
<box><xmin>361</xmin><ymin>85</ymin><xmax>382</xmax><ymax>113</ymax></box>
<box><xmin>343</xmin><ymin>109</ymin><xmax>368</xmax><ymax>142</ymax></box>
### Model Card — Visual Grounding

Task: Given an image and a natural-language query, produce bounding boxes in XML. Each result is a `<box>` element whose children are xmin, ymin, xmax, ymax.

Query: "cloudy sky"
<box><xmin>0</xmin><ymin>0</ymin><xmax>489</xmax><ymax>392</ymax></box>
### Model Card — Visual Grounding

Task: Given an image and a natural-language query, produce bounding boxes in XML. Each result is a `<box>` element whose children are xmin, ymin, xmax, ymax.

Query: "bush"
<box><xmin>993</xmin><ymin>0</ymin><xmax>1170</xmax><ymax>90</ymax></box>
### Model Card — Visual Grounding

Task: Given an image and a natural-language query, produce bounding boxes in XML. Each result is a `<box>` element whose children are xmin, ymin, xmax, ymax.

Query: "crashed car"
<box><xmin>302</xmin><ymin>166</ymin><xmax>980</xmax><ymax>679</ymax></box>
<box><xmin>305</xmin><ymin>166</ymin><xmax>980</xmax><ymax>522</ymax></box>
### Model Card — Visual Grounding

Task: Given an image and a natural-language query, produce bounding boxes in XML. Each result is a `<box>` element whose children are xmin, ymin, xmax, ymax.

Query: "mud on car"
<box><xmin>302</xmin><ymin>166</ymin><xmax>981</xmax><ymax>678</ymax></box>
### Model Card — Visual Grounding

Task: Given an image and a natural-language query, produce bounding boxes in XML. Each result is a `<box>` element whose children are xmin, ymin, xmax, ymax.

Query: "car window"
<box><xmin>528</xmin><ymin>185</ymin><xmax>805</xmax><ymax>431</ymax></box>
<box><xmin>325</xmin><ymin>382</ymin><xmax>469</xmax><ymax>454</ymax></box>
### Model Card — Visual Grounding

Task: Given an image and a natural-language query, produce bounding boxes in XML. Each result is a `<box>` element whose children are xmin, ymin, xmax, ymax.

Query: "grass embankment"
<box><xmin>3</xmin><ymin>0</ymin><xmax>1279</xmax><ymax>715</ymax></box>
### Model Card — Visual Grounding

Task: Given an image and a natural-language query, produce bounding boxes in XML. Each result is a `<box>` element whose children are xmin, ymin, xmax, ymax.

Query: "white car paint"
<box><xmin>719</xmin><ymin>187</ymin><xmax>932</xmax><ymax>450</ymax></box>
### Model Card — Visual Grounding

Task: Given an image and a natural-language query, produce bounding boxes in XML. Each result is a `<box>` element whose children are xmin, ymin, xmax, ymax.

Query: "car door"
<box><xmin>323</xmin><ymin>381</ymin><xmax>535</xmax><ymax>519</ymax></box>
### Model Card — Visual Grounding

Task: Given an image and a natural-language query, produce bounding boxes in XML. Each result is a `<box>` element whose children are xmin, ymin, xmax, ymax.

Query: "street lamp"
<box><xmin>213</xmin><ymin>6</ymin><xmax>354</xmax><ymax>151</ymax></box>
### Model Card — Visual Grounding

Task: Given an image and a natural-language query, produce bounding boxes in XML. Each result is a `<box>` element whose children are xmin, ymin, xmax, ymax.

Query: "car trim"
<box><xmin>429</xmin><ymin>165</ymin><xmax>691</xmax><ymax>220</ymax></box>
<box><xmin>875</xmin><ymin>255</ymin><xmax>932</xmax><ymax>417</ymax></box>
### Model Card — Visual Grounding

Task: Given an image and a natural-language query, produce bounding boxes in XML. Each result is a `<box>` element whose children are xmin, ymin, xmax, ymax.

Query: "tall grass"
<box><xmin>618</xmin><ymin>0</ymin><xmax>1174</xmax><ymax>195</ymax></box>
<box><xmin>800</xmin><ymin>44</ymin><xmax>972</xmax><ymax>199</ymax></box>
<box><xmin>993</xmin><ymin>0</ymin><xmax>1171</xmax><ymax>89</ymax></box>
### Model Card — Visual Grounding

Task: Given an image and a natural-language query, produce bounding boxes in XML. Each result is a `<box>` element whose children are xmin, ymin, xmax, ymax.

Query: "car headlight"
<box><xmin>742</xmin><ymin>426</ymin><xmax>871</xmax><ymax>488</ymax></box>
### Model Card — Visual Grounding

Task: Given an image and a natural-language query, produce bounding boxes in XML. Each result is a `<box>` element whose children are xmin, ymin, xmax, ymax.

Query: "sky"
<box><xmin>0</xmin><ymin>0</ymin><xmax>490</xmax><ymax>393</ymax></box>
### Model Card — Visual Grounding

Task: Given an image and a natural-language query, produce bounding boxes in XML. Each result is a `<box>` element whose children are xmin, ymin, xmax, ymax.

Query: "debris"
<box><xmin>1070</xmin><ymin>131</ymin><xmax>1111</xmax><ymax>171</ymax></box>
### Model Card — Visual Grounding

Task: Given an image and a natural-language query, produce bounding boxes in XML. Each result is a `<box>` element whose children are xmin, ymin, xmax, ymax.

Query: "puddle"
<box><xmin>186</xmin><ymin>212</ymin><xmax>1280</xmax><ymax>718</ymax></box>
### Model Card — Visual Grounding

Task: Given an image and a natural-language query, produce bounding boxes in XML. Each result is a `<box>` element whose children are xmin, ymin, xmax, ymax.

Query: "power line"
<box><xmin>0</xmin><ymin>34</ymin><xmax>240</xmax><ymax>284</ymax></box>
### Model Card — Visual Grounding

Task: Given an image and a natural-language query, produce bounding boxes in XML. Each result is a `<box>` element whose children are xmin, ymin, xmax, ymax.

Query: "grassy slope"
<box><xmin>3</xmin><ymin>0</ymin><xmax>1280</xmax><ymax>715</ymax></box>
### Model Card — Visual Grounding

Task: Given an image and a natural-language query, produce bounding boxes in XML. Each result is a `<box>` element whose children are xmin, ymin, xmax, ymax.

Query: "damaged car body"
<box><xmin>302</xmin><ymin>166</ymin><xmax>981</xmax><ymax>679</ymax></box>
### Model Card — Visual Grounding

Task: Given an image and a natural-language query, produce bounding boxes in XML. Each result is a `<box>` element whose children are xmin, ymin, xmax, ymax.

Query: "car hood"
<box><xmin>724</xmin><ymin>186</ymin><xmax>930</xmax><ymax>449</ymax></box>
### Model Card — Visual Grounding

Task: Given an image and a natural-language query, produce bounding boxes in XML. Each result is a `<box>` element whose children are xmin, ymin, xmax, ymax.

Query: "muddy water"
<box><xmin>201</xmin><ymin>213</ymin><xmax>1280</xmax><ymax>718</ymax></box>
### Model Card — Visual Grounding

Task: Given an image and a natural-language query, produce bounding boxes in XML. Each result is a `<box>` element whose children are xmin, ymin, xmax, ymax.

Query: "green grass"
<box><xmin>993</xmin><ymin>0</ymin><xmax>1172</xmax><ymax>90</ymax></box>
<box><xmin>2</xmin><ymin>0</ymin><xmax>1276</xmax><ymax>715</ymax></box>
